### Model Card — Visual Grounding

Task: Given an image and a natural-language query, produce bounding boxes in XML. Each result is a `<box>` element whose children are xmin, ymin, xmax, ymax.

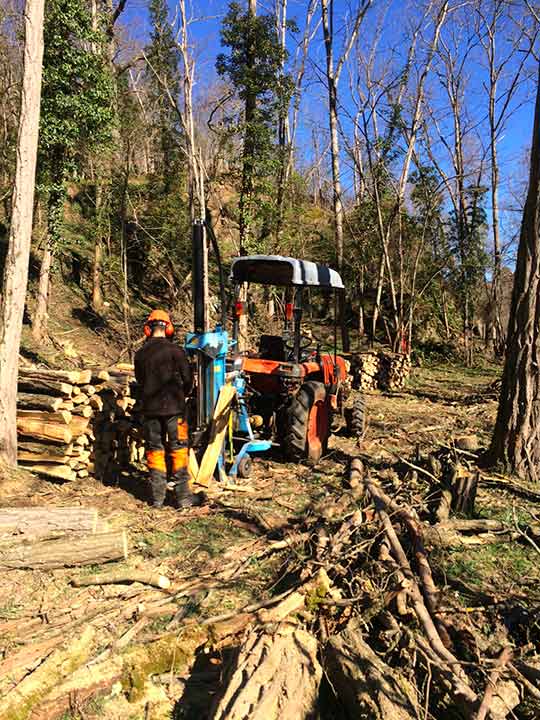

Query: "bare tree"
<box><xmin>0</xmin><ymin>0</ymin><xmax>44</xmax><ymax>466</ymax></box>
<box><xmin>489</xmin><ymin>62</ymin><xmax>540</xmax><ymax>481</ymax></box>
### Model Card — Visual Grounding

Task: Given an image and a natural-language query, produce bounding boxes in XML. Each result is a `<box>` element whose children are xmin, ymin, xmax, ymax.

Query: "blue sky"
<box><xmin>121</xmin><ymin>0</ymin><xmax>537</xmax><ymax>265</ymax></box>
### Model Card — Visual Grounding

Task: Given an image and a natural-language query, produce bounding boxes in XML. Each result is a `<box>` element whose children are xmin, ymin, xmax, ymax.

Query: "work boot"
<box><xmin>172</xmin><ymin>470</ymin><xmax>203</xmax><ymax>509</ymax></box>
<box><xmin>148</xmin><ymin>469</ymin><xmax>167</xmax><ymax>508</ymax></box>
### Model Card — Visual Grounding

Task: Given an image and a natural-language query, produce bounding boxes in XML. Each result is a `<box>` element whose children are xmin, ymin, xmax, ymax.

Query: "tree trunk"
<box><xmin>210</xmin><ymin>626</ymin><xmax>321</xmax><ymax>720</ymax></box>
<box><xmin>0</xmin><ymin>0</ymin><xmax>45</xmax><ymax>467</ymax></box>
<box><xmin>32</xmin><ymin>241</ymin><xmax>52</xmax><ymax>344</ymax></box>
<box><xmin>489</xmin><ymin>65</ymin><xmax>540</xmax><ymax>482</ymax></box>
<box><xmin>324</xmin><ymin>621</ymin><xmax>419</xmax><ymax>719</ymax></box>
<box><xmin>92</xmin><ymin>178</ymin><xmax>104</xmax><ymax>311</ymax></box>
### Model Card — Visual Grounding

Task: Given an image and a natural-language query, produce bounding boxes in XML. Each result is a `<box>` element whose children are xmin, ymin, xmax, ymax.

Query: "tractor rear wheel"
<box><xmin>284</xmin><ymin>381</ymin><xmax>330</xmax><ymax>464</ymax></box>
<box><xmin>345</xmin><ymin>392</ymin><xmax>366</xmax><ymax>439</ymax></box>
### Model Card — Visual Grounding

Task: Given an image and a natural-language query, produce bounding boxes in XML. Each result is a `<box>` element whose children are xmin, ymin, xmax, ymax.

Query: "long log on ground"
<box><xmin>324</xmin><ymin>619</ymin><xmax>420</xmax><ymax>719</ymax></box>
<box><xmin>17</xmin><ymin>409</ymin><xmax>72</xmax><ymax>425</ymax></box>
<box><xmin>30</xmin><ymin>626</ymin><xmax>207</xmax><ymax>719</ymax></box>
<box><xmin>0</xmin><ymin>626</ymin><xmax>95</xmax><ymax>720</ymax></box>
<box><xmin>0</xmin><ymin>530</ymin><xmax>128</xmax><ymax>570</ymax></box>
<box><xmin>17</xmin><ymin>394</ymin><xmax>64</xmax><ymax>412</ymax></box>
<box><xmin>16</xmin><ymin>417</ymin><xmax>72</xmax><ymax>445</ymax></box>
<box><xmin>17</xmin><ymin>378</ymin><xmax>73</xmax><ymax>397</ymax></box>
<box><xmin>210</xmin><ymin>625</ymin><xmax>322</xmax><ymax>720</ymax></box>
<box><xmin>19</xmin><ymin>367</ymin><xmax>92</xmax><ymax>384</ymax></box>
<box><xmin>0</xmin><ymin>507</ymin><xmax>100</xmax><ymax>536</ymax></box>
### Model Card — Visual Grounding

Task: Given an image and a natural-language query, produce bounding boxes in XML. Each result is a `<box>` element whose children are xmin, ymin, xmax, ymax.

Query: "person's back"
<box><xmin>134</xmin><ymin>310</ymin><xmax>199</xmax><ymax>509</ymax></box>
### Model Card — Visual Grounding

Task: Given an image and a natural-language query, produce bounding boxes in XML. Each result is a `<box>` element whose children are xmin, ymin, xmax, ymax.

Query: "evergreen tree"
<box><xmin>216</xmin><ymin>1</ymin><xmax>293</xmax><ymax>253</ymax></box>
<box><xmin>33</xmin><ymin>0</ymin><xmax>114</xmax><ymax>341</ymax></box>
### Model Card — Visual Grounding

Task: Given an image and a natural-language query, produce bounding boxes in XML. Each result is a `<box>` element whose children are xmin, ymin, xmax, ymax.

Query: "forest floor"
<box><xmin>2</xmin><ymin>360</ymin><xmax>540</xmax><ymax>719</ymax></box>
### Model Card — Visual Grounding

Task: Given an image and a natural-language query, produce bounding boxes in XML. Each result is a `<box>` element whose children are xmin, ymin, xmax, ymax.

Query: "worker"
<box><xmin>134</xmin><ymin>309</ymin><xmax>200</xmax><ymax>509</ymax></box>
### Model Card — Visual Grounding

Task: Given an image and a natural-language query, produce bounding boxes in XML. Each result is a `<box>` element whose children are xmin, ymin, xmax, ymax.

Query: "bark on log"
<box><xmin>17</xmin><ymin>441</ymin><xmax>74</xmax><ymax>462</ymax></box>
<box><xmin>210</xmin><ymin>625</ymin><xmax>322</xmax><ymax>720</ymax></box>
<box><xmin>16</xmin><ymin>394</ymin><xmax>63</xmax><ymax>412</ymax></box>
<box><xmin>16</xmin><ymin>418</ymin><xmax>72</xmax><ymax>445</ymax></box>
<box><xmin>0</xmin><ymin>507</ymin><xmax>100</xmax><ymax>536</ymax></box>
<box><xmin>0</xmin><ymin>626</ymin><xmax>95</xmax><ymax>720</ymax></box>
<box><xmin>18</xmin><ymin>368</ymin><xmax>92</xmax><ymax>384</ymax></box>
<box><xmin>325</xmin><ymin>620</ymin><xmax>420</xmax><ymax>719</ymax></box>
<box><xmin>17</xmin><ymin>378</ymin><xmax>73</xmax><ymax>397</ymax></box>
<box><xmin>0</xmin><ymin>530</ymin><xmax>128</xmax><ymax>570</ymax></box>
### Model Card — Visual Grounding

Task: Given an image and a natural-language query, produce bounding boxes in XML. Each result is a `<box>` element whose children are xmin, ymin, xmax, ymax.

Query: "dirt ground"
<box><xmin>2</xmin><ymin>360</ymin><xmax>540</xmax><ymax>719</ymax></box>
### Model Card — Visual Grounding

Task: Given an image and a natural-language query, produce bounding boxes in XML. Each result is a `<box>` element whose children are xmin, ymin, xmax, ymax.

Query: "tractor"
<box><xmin>185</xmin><ymin>220</ymin><xmax>365</xmax><ymax>481</ymax></box>
<box><xmin>229</xmin><ymin>255</ymin><xmax>365</xmax><ymax>465</ymax></box>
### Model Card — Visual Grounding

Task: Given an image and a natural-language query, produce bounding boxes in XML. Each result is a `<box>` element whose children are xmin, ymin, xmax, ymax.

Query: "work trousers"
<box><xmin>143</xmin><ymin>414</ymin><xmax>189</xmax><ymax>477</ymax></box>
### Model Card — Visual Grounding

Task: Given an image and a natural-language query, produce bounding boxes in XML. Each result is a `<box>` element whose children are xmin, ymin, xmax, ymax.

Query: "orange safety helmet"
<box><xmin>144</xmin><ymin>309</ymin><xmax>174</xmax><ymax>338</ymax></box>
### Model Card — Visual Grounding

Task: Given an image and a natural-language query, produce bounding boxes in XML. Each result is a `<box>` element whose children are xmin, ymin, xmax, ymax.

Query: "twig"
<box><xmin>477</xmin><ymin>647</ymin><xmax>513</xmax><ymax>720</ymax></box>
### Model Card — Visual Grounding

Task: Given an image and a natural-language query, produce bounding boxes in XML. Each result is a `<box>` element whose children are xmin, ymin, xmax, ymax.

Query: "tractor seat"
<box><xmin>258</xmin><ymin>334</ymin><xmax>286</xmax><ymax>361</ymax></box>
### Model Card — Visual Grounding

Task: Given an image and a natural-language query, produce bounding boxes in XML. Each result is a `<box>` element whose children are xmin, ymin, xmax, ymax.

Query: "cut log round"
<box><xmin>325</xmin><ymin>620</ymin><xmax>420</xmax><ymax>719</ymax></box>
<box><xmin>210</xmin><ymin>626</ymin><xmax>322</xmax><ymax>720</ymax></box>
<box><xmin>0</xmin><ymin>530</ymin><xmax>128</xmax><ymax>570</ymax></box>
<box><xmin>17</xmin><ymin>393</ymin><xmax>63</xmax><ymax>412</ymax></box>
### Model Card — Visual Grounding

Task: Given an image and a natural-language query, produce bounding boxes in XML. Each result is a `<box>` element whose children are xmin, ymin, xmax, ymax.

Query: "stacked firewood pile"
<box><xmin>16</xmin><ymin>365</ymin><xmax>142</xmax><ymax>482</ymax></box>
<box><xmin>350</xmin><ymin>350</ymin><xmax>411</xmax><ymax>391</ymax></box>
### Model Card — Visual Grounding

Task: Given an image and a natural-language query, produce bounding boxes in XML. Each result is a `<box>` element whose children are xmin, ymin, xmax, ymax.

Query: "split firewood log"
<box><xmin>16</xmin><ymin>417</ymin><xmax>72</xmax><ymax>445</ymax></box>
<box><xmin>17</xmin><ymin>409</ymin><xmax>72</xmax><ymax>425</ymax></box>
<box><xmin>17</xmin><ymin>441</ymin><xmax>74</xmax><ymax>461</ymax></box>
<box><xmin>18</xmin><ymin>463</ymin><xmax>76</xmax><ymax>481</ymax></box>
<box><xmin>325</xmin><ymin>619</ymin><xmax>420</xmax><ymax>719</ymax></box>
<box><xmin>210</xmin><ymin>625</ymin><xmax>322</xmax><ymax>720</ymax></box>
<box><xmin>0</xmin><ymin>530</ymin><xmax>128</xmax><ymax>570</ymax></box>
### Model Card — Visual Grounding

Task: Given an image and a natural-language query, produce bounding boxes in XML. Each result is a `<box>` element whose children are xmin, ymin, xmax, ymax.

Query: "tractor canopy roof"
<box><xmin>230</xmin><ymin>255</ymin><xmax>344</xmax><ymax>290</ymax></box>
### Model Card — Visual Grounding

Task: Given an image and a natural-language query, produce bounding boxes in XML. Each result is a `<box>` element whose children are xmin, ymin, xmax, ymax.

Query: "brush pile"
<box><xmin>351</xmin><ymin>350</ymin><xmax>411</xmax><ymax>391</ymax></box>
<box><xmin>16</xmin><ymin>364</ymin><xmax>142</xmax><ymax>482</ymax></box>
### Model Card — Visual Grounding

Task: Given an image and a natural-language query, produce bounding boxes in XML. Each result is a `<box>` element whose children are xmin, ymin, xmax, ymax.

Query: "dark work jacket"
<box><xmin>134</xmin><ymin>337</ymin><xmax>192</xmax><ymax>417</ymax></box>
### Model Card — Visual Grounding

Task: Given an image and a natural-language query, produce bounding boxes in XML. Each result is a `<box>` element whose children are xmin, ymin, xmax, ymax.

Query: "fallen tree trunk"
<box><xmin>210</xmin><ymin>625</ymin><xmax>322</xmax><ymax>720</ymax></box>
<box><xmin>0</xmin><ymin>530</ymin><xmax>128</xmax><ymax>570</ymax></box>
<box><xmin>0</xmin><ymin>507</ymin><xmax>101</xmax><ymax>537</ymax></box>
<box><xmin>0</xmin><ymin>626</ymin><xmax>95</xmax><ymax>720</ymax></box>
<box><xmin>325</xmin><ymin>620</ymin><xmax>419</xmax><ymax>719</ymax></box>
<box><xmin>17</xmin><ymin>394</ymin><xmax>63</xmax><ymax>412</ymax></box>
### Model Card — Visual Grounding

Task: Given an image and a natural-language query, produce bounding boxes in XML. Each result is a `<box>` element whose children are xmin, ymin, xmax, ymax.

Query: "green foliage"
<box><xmin>216</xmin><ymin>2</ymin><xmax>294</xmax><ymax>252</ymax></box>
<box><xmin>38</xmin><ymin>0</ymin><xmax>115</xmax><ymax>249</ymax></box>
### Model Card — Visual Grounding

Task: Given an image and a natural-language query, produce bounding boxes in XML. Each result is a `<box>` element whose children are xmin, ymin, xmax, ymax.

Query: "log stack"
<box><xmin>350</xmin><ymin>351</ymin><xmax>411</xmax><ymax>391</ymax></box>
<box><xmin>16</xmin><ymin>364</ymin><xmax>142</xmax><ymax>482</ymax></box>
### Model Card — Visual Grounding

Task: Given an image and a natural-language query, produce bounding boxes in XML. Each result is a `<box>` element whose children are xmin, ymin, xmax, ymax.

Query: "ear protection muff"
<box><xmin>144</xmin><ymin>310</ymin><xmax>174</xmax><ymax>338</ymax></box>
